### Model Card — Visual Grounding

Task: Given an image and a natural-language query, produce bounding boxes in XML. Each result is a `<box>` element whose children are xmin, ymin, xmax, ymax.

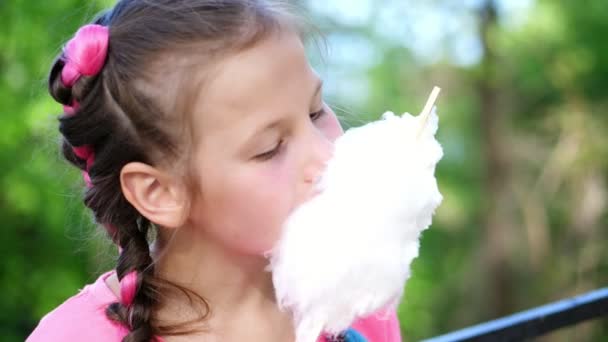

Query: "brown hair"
<box><xmin>48</xmin><ymin>1</ymin><xmax>305</xmax><ymax>341</ymax></box>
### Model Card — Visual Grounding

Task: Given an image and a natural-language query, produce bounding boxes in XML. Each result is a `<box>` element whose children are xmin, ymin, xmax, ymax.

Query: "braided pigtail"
<box><xmin>48</xmin><ymin>12</ymin><xmax>207</xmax><ymax>340</ymax></box>
<box><xmin>48</xmin><ymin>16</ymin><xmax>164</xmax><ymax>341</ymax></box>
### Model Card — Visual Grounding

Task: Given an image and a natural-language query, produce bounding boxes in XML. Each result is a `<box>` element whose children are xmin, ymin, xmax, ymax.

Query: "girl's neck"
<box><xmin>150</xmin><ymin>224</ymin><xmax>295</xmax><ymax>341</ymax></box>
<box><xmin>152</xmin><ymin>223</ymin><xmax>279</xmax><ymax>318</ymax></box>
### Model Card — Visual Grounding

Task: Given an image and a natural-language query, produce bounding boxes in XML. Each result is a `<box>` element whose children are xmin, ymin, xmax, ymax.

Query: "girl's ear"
<box><xmin>119</xmin><ymin>162</ymin><xmax>189</xmax><ymax>229</ymax></box>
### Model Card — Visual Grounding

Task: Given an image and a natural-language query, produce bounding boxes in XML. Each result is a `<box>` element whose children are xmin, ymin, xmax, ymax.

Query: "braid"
<box><xmin>48</xmin><ymin>21</ymin><xmax>206</xmax><ymax>340</ymax></box>
<box><xmin>107</xmin><ymin>217</ymin><xmax>159</xmax><ymax>342</ymax></box>
<box><xmin>48</xmin><ymin>16</ymin><xmax>164</xmax><ymax>340</ymax></box>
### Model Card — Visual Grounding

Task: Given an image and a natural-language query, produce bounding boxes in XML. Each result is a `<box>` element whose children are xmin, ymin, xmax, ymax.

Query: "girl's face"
<box><xmin>188</xmin><ymin>31</ymin><xmax>343</xmax><ymax>256</ymax></box>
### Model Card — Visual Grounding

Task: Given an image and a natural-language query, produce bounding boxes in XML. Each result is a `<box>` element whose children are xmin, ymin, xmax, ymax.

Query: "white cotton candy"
<box><xmin>267</xmin><ymin>93</ymin><xmax>443</xmax><ymax>342</ymax></box>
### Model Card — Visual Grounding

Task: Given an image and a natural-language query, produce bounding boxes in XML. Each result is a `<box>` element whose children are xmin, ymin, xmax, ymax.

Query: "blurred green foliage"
<box><xmin>2</xmin><ymin>0</ymin><xmax>606</xmax><ymax>341</ymax></box>
<box><xmin>1</xmin><ymin>1</ymin><xmax>113</xmax><ymax>340</ymax></box>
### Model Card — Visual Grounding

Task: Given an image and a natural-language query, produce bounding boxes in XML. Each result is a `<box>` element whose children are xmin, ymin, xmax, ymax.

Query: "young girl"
<box><xmin>28</xmin><ymin>1</ymin><xmax>401</xmax><ymax>341</ymax></box>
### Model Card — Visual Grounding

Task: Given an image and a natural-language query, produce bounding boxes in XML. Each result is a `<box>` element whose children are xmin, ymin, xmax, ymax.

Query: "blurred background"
<box><xmin>1</xmin><ymin>0</ymin><xmax>606</xmax><ymax>341</ymax></box>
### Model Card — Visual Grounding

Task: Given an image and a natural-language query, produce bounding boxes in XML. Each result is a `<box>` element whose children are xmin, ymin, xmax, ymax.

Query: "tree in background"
<box><xmin>309</xmin><ymin>0</ymin><xmax>607</xmax><ymax>340</ymax></box>
<box><xmin>0</xmin><ymin>2</ymin><xmax>111</xmax><ymax>340</ymax></box>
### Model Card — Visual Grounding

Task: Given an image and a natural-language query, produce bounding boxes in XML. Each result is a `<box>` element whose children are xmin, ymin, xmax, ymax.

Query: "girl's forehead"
<box><xmin>191</xmin><ymin>31</ymin><xmax>319</xmax><ymax>142</ymax></box>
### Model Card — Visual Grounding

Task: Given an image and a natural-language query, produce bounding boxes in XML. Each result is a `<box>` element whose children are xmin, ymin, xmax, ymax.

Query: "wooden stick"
<box><xmin>417</xmin><ymin>86</ymin><xmax>441</xmax><ymax>139</ymax></box>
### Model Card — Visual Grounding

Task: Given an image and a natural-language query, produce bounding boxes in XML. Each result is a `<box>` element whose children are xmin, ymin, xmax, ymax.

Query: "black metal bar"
<box><xmin>422</xmin><ymin>287</ymin><xmax>608</xmax><ymax>342</ymax></box>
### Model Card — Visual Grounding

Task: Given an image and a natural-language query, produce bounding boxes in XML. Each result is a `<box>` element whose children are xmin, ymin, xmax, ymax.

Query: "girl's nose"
<box><xmin>302</xmin><ymin>127</ymin><xmax>334</xmax><ymax>185</ymax></box>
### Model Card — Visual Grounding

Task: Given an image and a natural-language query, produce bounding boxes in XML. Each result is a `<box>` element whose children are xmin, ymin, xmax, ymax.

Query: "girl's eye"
<box><xmin>255</xmin><ymin>139</ymin><xmax>284</xmax><ymax>161</ymax></box>
<box><xmin>309</xmin><ymin>107</ymin><xmax>326</xmax><ymax>121</ymax></box>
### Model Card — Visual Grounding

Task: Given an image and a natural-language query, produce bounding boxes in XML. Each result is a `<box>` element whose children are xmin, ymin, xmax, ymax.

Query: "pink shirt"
<box><xmin>27</xmin><ymin>271</ymin><xmax>401</xmax><ymax>341</ymax></box>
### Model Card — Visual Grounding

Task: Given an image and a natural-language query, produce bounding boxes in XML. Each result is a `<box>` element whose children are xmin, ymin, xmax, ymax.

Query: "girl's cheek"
<box><xmin>260</xmin><ymin>151</ymin><xmax>292</xmax><ymax>186</ymax></box>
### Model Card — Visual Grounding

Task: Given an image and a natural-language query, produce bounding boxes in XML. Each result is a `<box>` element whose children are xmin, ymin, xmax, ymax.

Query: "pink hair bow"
<box><xmin>61</xmin><ymin>24</ymin><xmax>109</xmax><ymax>87</ymax></box>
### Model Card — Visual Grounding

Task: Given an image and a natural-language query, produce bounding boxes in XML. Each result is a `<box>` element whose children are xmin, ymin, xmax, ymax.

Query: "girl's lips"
<box><xmin>305</xmin><ymin>187</ymin><xmax>323</xmax><ymax>203</ymax></box>
<box><xmin>310</xmin><ymin>188</ymin><xmax>323</xmax><ymax>198</ymax></box>
<box><xmin>310</xmin><ymin>174</ymin><xmax>325</xmax><ymax>198</ymax></box>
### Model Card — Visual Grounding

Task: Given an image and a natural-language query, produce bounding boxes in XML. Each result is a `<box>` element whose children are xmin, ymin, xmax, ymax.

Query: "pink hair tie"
<box><xmin>63</xmin><ymin>101</ymin><xmax>80</xmax><ymax>115</ymax></box>
<box><xmin>61</xmin><ymin>24</ymin><xmax>109</xmax><ymax>87</ymax></box>
<box><xmin>72</xmin><ymin>145</ymin><xmax>94</xmax><ymax>162</ymax></box>
<box><xmin>120</xmin><ymin>271</ymin><xmax>138</xmax><ymax>307</ymax></box>
<box><xmin>72</xmin><ymin>145</ymin><xmax>95</xmax><ymax>187</ymax></box>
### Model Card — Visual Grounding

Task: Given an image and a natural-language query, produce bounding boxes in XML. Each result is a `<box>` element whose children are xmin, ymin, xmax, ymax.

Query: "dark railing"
<box><xmin>422</xmin><ymin>287</ymin><xmax>608</xmax><ymax>342</ymax></box>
